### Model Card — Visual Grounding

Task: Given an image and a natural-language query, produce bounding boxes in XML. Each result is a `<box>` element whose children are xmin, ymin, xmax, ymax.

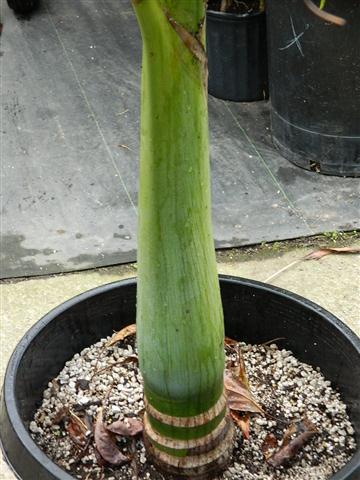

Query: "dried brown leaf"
<box><xmin>94</xmin><ymin>409</ymin><xmax>129</xmax><ymax>466</ymax></box>
<box><xmin>166</xmin><ymin>14</ymin><xmax>206</xmax><ymax>65</ymax></box>
<box><xmin>74</xmin><ymin>436</ymin><xmax>92</xmax><ymax>464</ymax></box>
<box><xmin>304</xmin><ymin>246</ymin><xmax>360</xmax><ymax>261</ymax></box>
<box><xmin>304</xmin><ymin>0</ymin><xmax>346</xmax><ymax>26</ymax></box>
<box><xmin>225</xmin><ymin>336</ymin><xmax>238</xmax><ymax>347</ymax></box>
<box><xmin>94</xmin><ymin>447</ymin><xmax>108</xmax><ymax>467</ymax></box>
<box><xmin>230</xmin><ymin>411</ymin><xmax>251</xmax><ymax>440</ymax></box>
<box><xmin>107</xmin><ymin>324</ymin><xmax>137</xmax><ymax>347</ymax></box>
<box><xmin>237</xmin><ymin>346</ymin><xmax>249</xmax><ymax>390</ymax></box>
<box><xmin>225</xmin><ymin>372</ymin><xmax>264</xmax><ymax>415</ymax></box>
<box><xmin>281</xmin><ymin>422</ymin><xmax>299</xmax><ymax>446</ymax></box>
<box><xmin>129</xmin><ymin>438</ymin><xmax>139</xmax><ymax>480</ymax></box>
<box><xmin>52</xmin><ymin>406</ymin><xmax>69</xmax><ymax>424</ymax></box>
<box><xmin>118</xmin><ymin>144</ymin><xmax>132</xmax><ymax>151</ymax></box>
<box><xmin>66</xmin><ymin>415</ymin><xmax>88</xmax><ymax>446</ymax></box>
<box><xmin>226</xmin><ymin>344</ymin><xmax>250</xmax><ymax>389</ymax></box>
<box><xmin>262</xmin><ymin>433</ymin><xmax>278</xmax><ymax>460</ymax></box>
<box><xmin>267</xmin><ymin>418</ymin><xmax>318</xmax><ymax>467</ymax></box>
<box><xmin>83</xmin><ymin>412</ymin><xmax>93</xmax><ymax>432</ymax></box>
<box><xmin>107</xmin><ymin>417</ymin><xmax>143</xmax><ymax>437</ymax></box>
<box><xmin>121</xmin><ymin>355</ymin><xmax>139</xmax><ymax>365</ymax></box>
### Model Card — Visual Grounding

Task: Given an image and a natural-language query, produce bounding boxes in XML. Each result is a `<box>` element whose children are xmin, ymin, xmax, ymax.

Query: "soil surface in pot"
<box><xmin>30</xmin><ymin>331</ymin><xmax>356</xmax><ymax>480</ymax></box>
<box><xmin>207</xmin><ymin>0</ymin><xmax>263</xmax><ymax>14</ymax></box>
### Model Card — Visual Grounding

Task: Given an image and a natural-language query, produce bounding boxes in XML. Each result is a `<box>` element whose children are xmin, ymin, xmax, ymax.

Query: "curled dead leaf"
<box><xmin>129</xmin><ymin>438</ymin><xmax>139</xmax><ymax>479</ymax></box>
<box><xmin>107</xmin><ymin>417</ymin><xmax>143</xmax><ymax>437</ymax></box>
<box><xmin>94</xmin><ymin>409</ymin><xmax>129</xmax><ymax>466</ymax></box>
<box><xmin>118</xmin><ymin>144</ymin><xmax>132</xmax><ymax>151</ymax></box>
<box><xmin>304</xmin><ymin>0</ymin><xmax>346</xmax><ymax>26</ymax></box>
<box><xmin>230</xmin><ymin>411</ymin><xmax>251</xmax><ymax>440</ymax></box>
<box><xmin>166</xmin><ymin>13</ymin><xmax>206</xmax><ymax>65</ymax></box>
<box><xmin>66</xmin><ymin>412</ymin><xmax>89</xmax><ymax>446</ymax></box>
<box><xmin>94</xmin><ymin>447</ymin><xmax>108</xmax><ymax>467</ymax></box>
<box><xmin>237</xmin><ymin>346</ymin><xmax>249</xmax><ymax>390</ymax></box>
<box><xmin>225</xmin><ymin>336</ymin><xmax>238</xmax><ymax>347</ymax></box>
<box><xmin>121</xmin><ymin>355</ymin><xmax>139</xmax><ymax>365</ymax></box>
<box><xmin>227</xmin><ymin>345</ymin><xmax>250</xmax><ymax>389</ymax></box>
<box><xmin>52</xmin><ymin>406</ymin><xmax>69</xmax><ymax>424</ymax></box>
<box><xmin>304</xmin><ymin>246</ymin><xmax>360</xmax><ymax>261</ymax></box>
<box><xmin>66</xmin><ymin>421</ymin><xmax>85</xmax><ymax>446</ymax></box>
<box><xmin>262</xmin><ymin>433</ymin><xmax>278</xmax><ymax>460</ymax></box>
<box><xmin>107</xmin><ymin>324</ymin><xmax>137</xmax><ymax>347</ymax></box>
<box><xmin>267</xmin><ymin>418</ymin><xmax>318</xmax><ymax>467</ymax></box>
<box><xmin>265</xmin><ymin>244</ymin><xmax>360</xmax><ymax>283</ymax></box>
<box><xmin>225</xmin><ymin>372</ymin><xmax>264</xmax><ymax>416</ymax></box>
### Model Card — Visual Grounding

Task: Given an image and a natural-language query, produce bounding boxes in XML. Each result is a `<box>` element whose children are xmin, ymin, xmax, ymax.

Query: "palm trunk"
<box><xmin>132</xmin><ymin>0</ymin><xmax>233</xmax><ymax>477</ymax></box>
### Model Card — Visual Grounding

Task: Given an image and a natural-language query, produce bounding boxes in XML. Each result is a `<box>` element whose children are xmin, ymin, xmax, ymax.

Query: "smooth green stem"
<box><xmin>133</xmin><ymin>0</ymin><xmax>225</xmax><ymax>422</ymax></box>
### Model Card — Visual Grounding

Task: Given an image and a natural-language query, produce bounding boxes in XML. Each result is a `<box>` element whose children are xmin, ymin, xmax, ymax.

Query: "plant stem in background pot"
<box><xmin>132</xmin><ymin>0</ymin><xmax>233</xmax><ymax>477</ymax></box>
<box><xmin>217</xmin><ymin>0</ymin><xmax>265</xmax><ymax>14</ymax></box>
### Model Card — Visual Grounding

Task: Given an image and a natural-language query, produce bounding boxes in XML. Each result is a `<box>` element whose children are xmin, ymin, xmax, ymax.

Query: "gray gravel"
<box><xmin>31</xmin><ymin>335</ymin><xmax>356</xmax><ymax>479</ymax></box>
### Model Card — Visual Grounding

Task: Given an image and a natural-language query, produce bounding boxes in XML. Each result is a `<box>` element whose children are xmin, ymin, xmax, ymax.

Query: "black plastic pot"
<box><xmin>1</xmin><ymin>276</ymin><xmax>359</xmax><ymax>479</ymax></box>
<box><xmin>267</xmin><ymin>0</ymin><xmax>360</xmax><ymax>177</ymax></box>
<box><xmin>206</xmin><ymin>10</ymin><xmax>268</xmax><ymax>102</ymax></box>
<box><xmin>7</xmin><ymin>0</ymin><xmax>39</xmax><ymax>14</ymax></box>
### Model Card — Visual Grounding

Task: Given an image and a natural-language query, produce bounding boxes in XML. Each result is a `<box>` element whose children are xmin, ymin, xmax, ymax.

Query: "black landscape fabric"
<box><xmin>1</xmin><ymin>0</ymin><xmax>359</xmax><ymax>278</ymax></box>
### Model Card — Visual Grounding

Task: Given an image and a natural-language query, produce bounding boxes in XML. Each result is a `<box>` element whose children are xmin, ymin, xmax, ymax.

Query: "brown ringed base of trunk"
<box><xmin>143</xmin><ymin>414</ymin><xmax>235</xmax><ymax>479</ymax></box>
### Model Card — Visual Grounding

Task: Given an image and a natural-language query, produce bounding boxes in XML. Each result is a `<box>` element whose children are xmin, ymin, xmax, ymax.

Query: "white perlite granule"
<box><xmin>31</xmin><ymin>336</ymin><xmax>356</xmax><ymax>480</ymax></box>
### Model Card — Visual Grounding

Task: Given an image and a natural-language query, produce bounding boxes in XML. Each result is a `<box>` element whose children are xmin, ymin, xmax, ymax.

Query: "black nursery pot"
<box><xmin>7</xmin><ymin>0</ymin><xmax>39</xmax><ymax>14</ymax></box>
<box><xmin>1</xmin><ymin>276</ymin><xmax>360</xmax><ymax>479</ymax></box>
<box><xmin>206</xmin><ymin>9</ymin><xmax>268</xmax><ymax>102</ymax></box>
<box><xmin>267</xmin><ymin>0</ymin><xmax>360</xmax><ymax>177</ymax></box>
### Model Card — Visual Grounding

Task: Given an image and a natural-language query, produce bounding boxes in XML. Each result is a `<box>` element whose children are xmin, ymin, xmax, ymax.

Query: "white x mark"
<box><xmin>279</xmin><ymin>16</ymin><xmax>309</xmax><ymax>57</ymax></box>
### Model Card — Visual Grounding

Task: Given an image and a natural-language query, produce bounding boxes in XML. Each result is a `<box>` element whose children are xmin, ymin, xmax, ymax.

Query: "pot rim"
<box><xmin>1</xmin><ymin>275</ymin><xmax>359</xmax><ymax>479</ymax></box>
